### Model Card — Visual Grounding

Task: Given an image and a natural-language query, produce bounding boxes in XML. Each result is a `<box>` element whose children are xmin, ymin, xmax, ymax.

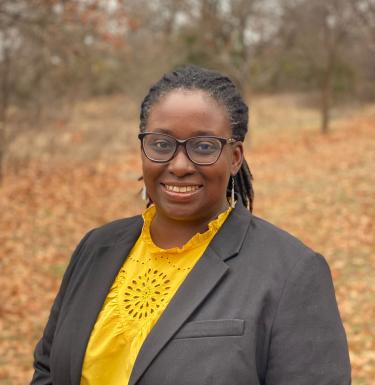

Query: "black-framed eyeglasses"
<box><xmin>138</xmin><ymin>132</ymin><xmax>237</xmax><ymax>166</ymax></box>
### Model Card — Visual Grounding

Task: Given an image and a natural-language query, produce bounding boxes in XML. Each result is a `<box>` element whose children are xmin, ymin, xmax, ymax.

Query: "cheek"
<box><xmin>203</xmin><ymin>163</ymin><xmax>231</xmax><ymax>191</ymax></box>
<box><xmin>142</xmin><ymin>158</ymin><xmax>161</xmax><ymax>188</ymax></box>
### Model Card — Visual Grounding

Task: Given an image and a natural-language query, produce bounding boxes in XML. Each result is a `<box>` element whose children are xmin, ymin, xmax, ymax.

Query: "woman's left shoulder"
<box><xmin>243</xmin><ymin>213</ymin><xmax>326</xmax><ymax>273</ymax></box>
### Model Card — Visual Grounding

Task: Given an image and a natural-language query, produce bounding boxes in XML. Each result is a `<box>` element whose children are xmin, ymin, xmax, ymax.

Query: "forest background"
<box><xmin>0</xmin><ymin>0</ymin><xmax>374</xmax><ymax>384</ymax></box>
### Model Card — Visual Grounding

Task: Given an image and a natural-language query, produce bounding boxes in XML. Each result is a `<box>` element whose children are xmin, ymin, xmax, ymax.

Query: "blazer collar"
<box><xmin>209</xmin><ymin>199</ymin><xmax>253</xmax><ymax>261</ymax></box>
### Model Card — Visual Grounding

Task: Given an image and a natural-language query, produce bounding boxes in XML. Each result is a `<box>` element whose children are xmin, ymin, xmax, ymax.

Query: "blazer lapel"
<box><xmin>70</xmin><ymin>217</ymin><xmax>143</xmax><ymax>385</ymax></box>
<box><xmin>128</xmin><ymin>202</ymin><xmax>252</xmax><ymax>385</ymax></box>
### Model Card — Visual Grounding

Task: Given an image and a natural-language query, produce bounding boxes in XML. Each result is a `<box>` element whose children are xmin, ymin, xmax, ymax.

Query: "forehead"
<box><xmin>146</xmin><ymin>89</ymin><xmax>231</xmax><ymax>138</ymax></box>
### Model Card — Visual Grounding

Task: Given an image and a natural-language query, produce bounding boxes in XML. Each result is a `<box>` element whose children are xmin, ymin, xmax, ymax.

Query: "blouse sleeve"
<box><xmin>265</xmin><ymin>252</ymin><xmax>351</xmax><ymax>385</ymax></box>
<box><xmin>29</xmin><ymin>229</ymin><xmax>94</xmax><ymax>385</ymax></box>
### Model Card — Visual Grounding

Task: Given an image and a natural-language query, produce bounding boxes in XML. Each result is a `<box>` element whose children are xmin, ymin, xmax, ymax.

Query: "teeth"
<box><xmin>165</xmin><ymin>185</ymin><xmax>200</xmax><ymax>193</ymax></box>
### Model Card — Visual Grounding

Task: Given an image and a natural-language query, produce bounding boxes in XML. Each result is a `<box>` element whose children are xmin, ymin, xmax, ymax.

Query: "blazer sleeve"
<box><xmin>265</xmin><ymin>252</ymin><xmax>351</xmax><ymax>385</ymax></box>
<box><xmin>29</xmin><ymin>229</ymin><xmax>94</xmax><ymax>385</ymax></box>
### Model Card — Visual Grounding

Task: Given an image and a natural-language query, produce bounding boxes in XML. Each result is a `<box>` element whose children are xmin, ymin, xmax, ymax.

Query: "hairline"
<box><xmin>140</xmin><ymin>86</ymin><xmax>236</xmax><ymax>134</ymax></box>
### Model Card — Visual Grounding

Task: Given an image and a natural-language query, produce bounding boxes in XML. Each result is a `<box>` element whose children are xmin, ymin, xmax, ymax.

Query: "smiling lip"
<box><xmin>161</xmin><ymin>183</ymin><xmax>203</xmax><ymax>196</ymax></box>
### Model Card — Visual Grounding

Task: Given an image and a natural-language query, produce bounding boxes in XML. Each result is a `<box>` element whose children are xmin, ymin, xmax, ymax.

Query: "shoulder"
<box><xmin>250</xmin><ymin>214</ymin><xmax>313</xmax><ymax>254</ymax></box>
<box><xmin>84</xmin><ymin>214</ymin><xmax>143</xmax><ymax>247</ymax></box>
<box><xmin>239</xmin><ymin>213</ymin><xmax>325</xmax><ymax>276</ymax></box>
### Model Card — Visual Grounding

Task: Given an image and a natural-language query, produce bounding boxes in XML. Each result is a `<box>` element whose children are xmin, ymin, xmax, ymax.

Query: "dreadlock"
<box><xmin>139</xmin><ymin>65</ymin><xmax>254</xmax><ymax>212</ymax></box>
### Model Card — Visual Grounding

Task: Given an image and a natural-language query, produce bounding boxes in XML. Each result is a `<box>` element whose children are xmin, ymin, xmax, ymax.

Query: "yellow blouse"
<box><xmin>80</xmin><ymin>205</ymin><xmax>232</xmax><ymax>385</ymax></box>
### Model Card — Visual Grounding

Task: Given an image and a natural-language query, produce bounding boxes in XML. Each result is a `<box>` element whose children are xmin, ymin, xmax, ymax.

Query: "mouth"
<box><xmin>161</xmin><ymin>183</ymin><xmax>203</xmax><ymax>198</ymax></box>
<box><xmin>164</xmin><ymin>184</ymin><xmax>202</xmax><ymax>193</ymax></box>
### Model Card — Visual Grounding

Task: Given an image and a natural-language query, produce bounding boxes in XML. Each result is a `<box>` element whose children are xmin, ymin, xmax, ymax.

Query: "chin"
<box><xmin>160</xmin><ymin>203</ymin><xmax>201</xmax><ymax>222</ymax></box>
<box><xmin>157</xmin><ymin>199</ymin><xmax>226</xmax><ymax>224</ymax></box>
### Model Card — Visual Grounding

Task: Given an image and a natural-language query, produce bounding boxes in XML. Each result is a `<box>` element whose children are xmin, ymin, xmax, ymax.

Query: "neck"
<box><xmin>150</xmin><ymin>204</ymin><xmax>229</xmax><ymax>249</ymax></box>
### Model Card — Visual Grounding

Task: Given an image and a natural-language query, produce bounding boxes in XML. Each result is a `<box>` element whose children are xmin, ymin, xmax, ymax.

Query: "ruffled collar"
<box><xmin>141</xmin><ymin>205</ymin><xmax>232</xmax><ymax>254</ymax></box>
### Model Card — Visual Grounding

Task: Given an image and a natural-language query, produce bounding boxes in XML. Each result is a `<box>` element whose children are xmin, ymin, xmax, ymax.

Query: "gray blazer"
<box><xmin>30</xmin><ymin>202</ymin><xmax>351</xmax><ymax>385</ymax></box>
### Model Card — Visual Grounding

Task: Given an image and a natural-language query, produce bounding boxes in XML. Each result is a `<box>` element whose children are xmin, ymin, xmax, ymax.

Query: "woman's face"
<box><xmin>141</xmin><ymin>89</ymin><xmax>243</xmax><ymax>224</ymax></box>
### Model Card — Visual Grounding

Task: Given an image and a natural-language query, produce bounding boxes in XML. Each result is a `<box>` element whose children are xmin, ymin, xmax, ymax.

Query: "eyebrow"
<box><xmin>153</xmin><ymin>128</ymin><xmax>214</xmax><ymax>136</ymax></box>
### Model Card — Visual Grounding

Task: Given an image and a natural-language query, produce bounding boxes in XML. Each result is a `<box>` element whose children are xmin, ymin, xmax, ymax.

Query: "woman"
<box><xmin>30</xmin><ymin>65</ymin><xmax>351</xmax><ymax>385</ymax></box>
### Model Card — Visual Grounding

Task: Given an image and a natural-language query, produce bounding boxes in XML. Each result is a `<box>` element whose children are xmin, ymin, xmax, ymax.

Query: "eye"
<box><xmin>190</xmin><ymin>139</ymin><xmax>221</xmax><ymax>154</ymax></box>
<box><xmin>149</xmin><ymin>138</ymin><xmax>174</xmax><ymax>153</ymax></box>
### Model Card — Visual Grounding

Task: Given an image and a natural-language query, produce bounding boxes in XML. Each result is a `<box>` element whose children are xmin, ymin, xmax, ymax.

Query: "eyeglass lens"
<box><xmin>142</xmin><ymin>133</ymin><xmax>223</xmax><ymax>165</ymax></box>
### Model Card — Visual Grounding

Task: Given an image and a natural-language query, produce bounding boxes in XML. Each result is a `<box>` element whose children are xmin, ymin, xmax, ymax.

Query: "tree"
<box><xmin>0</xmin><ymin>0</ymin><xmax>118</xmax><ymax>181</ymax></box>
<box><xmin>277</xmin><ymin>0</ymin><xmax>355</xmax><ymax>133</ymax></box>
<box><xmin>349</xmin><ymin>0</ymin><xmax>375</xmax><ymax>50</ymax></box>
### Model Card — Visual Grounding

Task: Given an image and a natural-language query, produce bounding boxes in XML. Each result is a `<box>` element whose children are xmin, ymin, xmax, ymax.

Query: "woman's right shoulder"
<box><xmin>81</xmin><ymin>214</ymin><xmax>144</xmax><ymax>248</ymax></box>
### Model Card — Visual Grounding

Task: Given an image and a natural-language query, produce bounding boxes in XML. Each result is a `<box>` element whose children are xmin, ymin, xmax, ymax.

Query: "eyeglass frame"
<box><xmin>138</xmin><ymin>132</ymin><xmax>239</xmax><ymax>166</ymax></box>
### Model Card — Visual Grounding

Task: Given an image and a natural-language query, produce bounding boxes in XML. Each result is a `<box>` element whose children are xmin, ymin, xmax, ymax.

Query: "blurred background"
<box><xmin>0</xmin><ymin>0</ymin><xmax>374</xmax><ymax>384</ymax></box>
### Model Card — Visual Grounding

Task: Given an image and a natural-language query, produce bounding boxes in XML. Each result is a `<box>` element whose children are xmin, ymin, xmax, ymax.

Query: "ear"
<box><xmin>231</xmin><ymin>141</ymin><xmax>244</xmax><ymax>176</ymax></box>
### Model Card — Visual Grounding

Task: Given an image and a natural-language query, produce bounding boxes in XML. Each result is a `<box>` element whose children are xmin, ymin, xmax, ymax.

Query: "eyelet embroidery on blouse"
<box><xmin>121</xmin><ymin>268</ymin><xmax>171</xmax><ymax>320</ymax></box>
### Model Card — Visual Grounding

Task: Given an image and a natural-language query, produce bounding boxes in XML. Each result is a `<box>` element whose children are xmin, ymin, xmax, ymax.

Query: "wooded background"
<box><xmin>0</xmin><ymin>1</ymin><xmax>374</xmax><ymax>384</ymax></box>
<box><xmin>0</xmin><ymin>0</ymin><xmax>374</xmax><ymax>174</ymax></box>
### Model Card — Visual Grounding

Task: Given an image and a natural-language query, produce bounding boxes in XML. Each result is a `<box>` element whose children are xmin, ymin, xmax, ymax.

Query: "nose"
<box><xmin>167</xmin><ymin>146</ymin><xmax>196</xmax><ymax>177</ymax></box>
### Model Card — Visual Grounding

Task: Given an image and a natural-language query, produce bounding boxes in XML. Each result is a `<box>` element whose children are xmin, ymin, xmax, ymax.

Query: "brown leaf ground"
<box><xmin>0</xmin><ymin>96</ymin><xmax>374</xmax><ymax>384</ymax></box>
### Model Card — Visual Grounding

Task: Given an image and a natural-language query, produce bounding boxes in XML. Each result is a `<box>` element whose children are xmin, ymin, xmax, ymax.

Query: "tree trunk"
<box><xmin>0</xmin><ymin>123</ymin><xmax>5</xmax><ymax>185</ymax></box>
<box><xmin>320</xmin><ymin>70</ymin><xmax>331</xmax><ymax>134</ymax></box>
<box><xmin>320</xmin><ymin>47</ymin><xmax>335</xmax><ymax>134</ymax></box>
<box><xmin>0</xmin><ymin>43</ymin><xmax>11</xmax><ymax>184</ymax></box>
<box><xmin>320</xmin><ymin>12</ymin><xmax>336</xmax><ymax>135</ymax></box>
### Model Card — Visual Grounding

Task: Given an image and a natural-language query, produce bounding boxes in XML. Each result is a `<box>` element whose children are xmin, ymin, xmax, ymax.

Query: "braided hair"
<box><xmin>139</xmin><ymin>65</ymin><xmax>254</xmax><ymax>212</ymax></box>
